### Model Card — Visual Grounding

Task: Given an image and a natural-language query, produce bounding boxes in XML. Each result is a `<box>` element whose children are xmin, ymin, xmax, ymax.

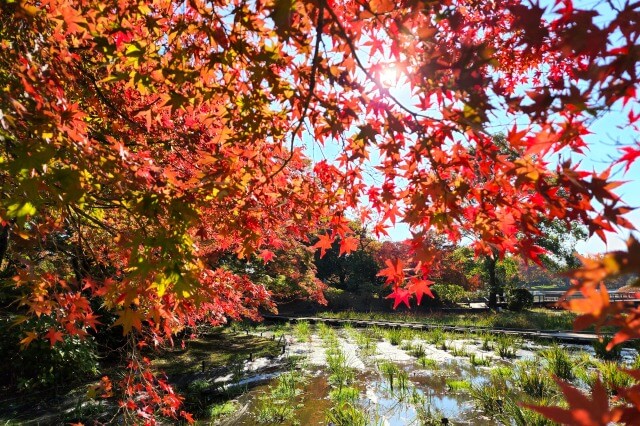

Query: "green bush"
<box><xmin>0</xmin><ymin>316</ymin><xmax>99</xmax><ymax>391</ymax></box>
<box><xmin>507</xmin><ymin>288</ymin><xmax>533</xmax><ymax>311</ymax></box>
<box><xmin>431</xmin><ymin>283</ymin><xmax>468</xmax><ymax>305</ymax></box>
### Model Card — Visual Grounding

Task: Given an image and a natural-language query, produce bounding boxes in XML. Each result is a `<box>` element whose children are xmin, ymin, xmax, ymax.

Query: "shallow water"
<box><xmin>233</xmin><ymin>373</ymin><xmax>333</xmax><ymax>425</ymax></box>
<box><xmin>225</xmin><ymin>325</ymin><xmax>639</xmax><ymax>425</ymax></box>
<box><xmin>231</xmin><ymin>331</ymin><xmax>498</xmax><ymax>425</ymax></box>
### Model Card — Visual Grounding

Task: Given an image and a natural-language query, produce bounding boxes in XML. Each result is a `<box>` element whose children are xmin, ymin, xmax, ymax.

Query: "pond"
<box><xmin>206</xmin><ymin>322</ymin><xmax>637</xmax><ymax>425</ymax></box>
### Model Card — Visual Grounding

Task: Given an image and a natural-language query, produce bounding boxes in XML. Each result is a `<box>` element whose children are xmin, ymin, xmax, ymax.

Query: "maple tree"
<box><xmin>1</xmin><ymin>0</ymin><xmax>639</xmax><ymax>423</ymax></box>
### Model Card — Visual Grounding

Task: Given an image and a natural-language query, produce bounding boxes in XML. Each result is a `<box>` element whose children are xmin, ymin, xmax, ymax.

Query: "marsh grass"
<box><xmin>401</xmin><ymin>341</ymin><xmax>414</xmax><ymax>352</ymax></box>
<box><xmin>409</xmin><ymin>343</ymin><xmax>426</xmax><ymax>358</ymax></box>
<box><xmin>540</xmin><ymin>344</ymin><xmax>573</xmax><ymax>380</ymax></box>
<box><xmin>495</xmin><ymin>335</ymin><xmax>519</xmax><ymax>359</ymax></box>
<box><xmin>469</xmin><ymin>353</ymin><xmax>491</xmax><ymax>367</ymax></box>
<box><xmin>514</xmin><ymin>362</ymin><xmax>555</xmax><ymax>398</ymax></box>
<box><xmin>255</xmin><ymin>400</ymin><xmax>295</xmax><ymax>424</ymax></box>
<box><xmin>481</xmin><ymin>333</ymin><xmax>493</xmax><ymax>351</ymax></box>
<box><xmin>424</xmin><ymin>328</ymin><xmax>446</xmax><ymax>345</ymax></box>
<box><xmin>386</xmin><ymin>328</ymin><xmax>413</xmax><ymax>346</ymax></box>
<box><xmin>450</xmin><ymin>345</ymin><xmax>468</xmax><ymax>357</ymax></box>
<box><xmin>293</xmin><ymin>321</ymin><xmax>311</xmax><ymax>342</ymax></box>
<box><xmin>326</xmin><ymin>403</ymin><xmax>368</xmax><ymax>426</ymax></box>
<box><xmin>350</xmin><ymin>329</ymin><xmax>377</xmax><ymax>358</ymax></box>
<box><xmin>254</xmin><ymin>367</ymin><xmax>305</xmax><ymax>424</ymax></box>
<box><xmin>316</xmin><ymin>308</ymin><xmax>578</xmax><ymax>332</ymax></box>
<box><xmin>320</xmin><ymin>326</ymin><xmax>367</xmax><ymax>426</ymax></box>
<box><xmin>446</xmin><ymin>379</ymin><xmax>472</xmax><ymax>392</ymax></box>
<box><xmin>418</xmin><ymin>356</ymin><xmax>437</xmax><ymax>368</ymax></box>
<box><xmin>416</xmin><ymin>404</ymin><xmax>445</xmax><ymax>426</ymax></box>
<box><xmin>499</xmin><ymin>397</ymin><xmax>558</xmax><ymax>426</ymax></box>
<box><xmin>329</xmin><ymin>386</ymin><xmax>360</xmax><ymax>404</ymax></box>
<box><xmin>209</xmin><ymin>401</ymin><xmax>237</xmax><ymax>420</ymax></box>
<box><xmin>598</xmin><ymin>361</ymin><xmax>635</xmax><ymax>394</ymax></box>
<box><xmin>378</xmin><ymin>361</ymin><xmax>410</xmax><ymax>394</ymax></box>
<box><xmin>593</xmin><ymin>337</ymin><xmax>622</xmax><ymax>360</ymax></box>
<box><xmin>470</xmin><ymin>382</ymin><xmax>507</xmax><ymax>415</ymax></box>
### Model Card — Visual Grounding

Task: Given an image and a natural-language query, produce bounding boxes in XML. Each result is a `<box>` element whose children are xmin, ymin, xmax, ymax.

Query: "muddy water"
<box><xmin>234</xmin><ymin>373</ymin><xmax>333</xmax><ymax>425</ymax></box>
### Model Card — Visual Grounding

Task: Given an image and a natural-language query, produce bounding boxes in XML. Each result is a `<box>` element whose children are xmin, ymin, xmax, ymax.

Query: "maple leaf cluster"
<box><xmin>1</xmin><ymin>0</ymin><xmax>639</xmax><ymax>423</ymax></box>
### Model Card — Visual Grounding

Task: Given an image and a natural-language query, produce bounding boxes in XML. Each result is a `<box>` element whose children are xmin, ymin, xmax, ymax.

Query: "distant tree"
<box><xmin>314</xmin><ymin>222</ymin><xmax>382</xmax><ymax>295</ymax></box>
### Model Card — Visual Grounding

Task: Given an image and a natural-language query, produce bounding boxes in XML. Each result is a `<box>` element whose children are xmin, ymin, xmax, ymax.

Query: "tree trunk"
<box><xmin>486</xmin><ymin>255</ymin><xmax>499</xmax><ymax>309</ymax></box>
<box><xmin>0</xmin><ymin>224</ymin><xmax>9</xmax><ymax>269</ymax></box>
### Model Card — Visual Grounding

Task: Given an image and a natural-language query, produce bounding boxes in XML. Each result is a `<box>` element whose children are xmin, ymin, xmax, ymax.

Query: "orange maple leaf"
<box><xmin>19</xmin><ymin>330</ymin><xmax>38</xmax><ymax>349</ymax></box>
<box><xmin>44</xmin><ymin>327</ymin><xmax>64</xmax><ymax>346</ymax></box>
<box><xmin>524</xmin><ymin>377</ymin><xmax>622</xmax><ymax>425</ymax></box>
<box><xmin>313</xmin><ymin>233</ymin><xmax>333</xmax><ymax>258</ymax></box>
<box><xmin>567</xmin><ymin>282</ymin><xmax>624</xmax><ymax>334</ymax></box>
<box><xmin>377</xmin><ymin>258</ymin><xmax>405</xmax><ymax>285</ymax></box>
<box><xmin>113</xmin><ymin>308</ymin><xmax>143</xmax><ymax>335</ymax></box>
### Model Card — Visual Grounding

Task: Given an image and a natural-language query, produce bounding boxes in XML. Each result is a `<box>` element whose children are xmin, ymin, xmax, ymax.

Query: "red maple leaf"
<box><xmin>339</xmin><ymin>236</ymin><xmax>359</xmax><ymax>256</ymax></box>
<box><xmin>377</xmin><ymin>258</ymin><xmax>405</xmax><ymax>285</ymax></box>
<box><xmin>386</xmin><ymin>287</ymin><xmax>412</xmax><ymax>309</ymax></box>
<box><xmin>260</xmin><ymin>249</ymin><xmax>275</xmax><ymax>263</ymax></box>
<box><xmin>618</xmin><ymin>145</ymin><xmax>640</xmax><ymax>172</ymax></box>
<box><xmin>407</xmin><ymin>278</ymin><xmax>434</xmax><ymax>305</ymax></box>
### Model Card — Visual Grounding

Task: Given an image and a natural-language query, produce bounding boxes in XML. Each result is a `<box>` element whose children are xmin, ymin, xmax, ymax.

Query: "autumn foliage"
<box><xmin>1</xmin><ymin>0</ymin><xmax>639</xmax><ymax>423</ymax></box>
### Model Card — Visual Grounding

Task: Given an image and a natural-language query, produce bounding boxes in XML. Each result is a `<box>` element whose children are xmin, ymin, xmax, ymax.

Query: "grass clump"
<box><xmin>469</xmin><ymin>353</ymin><xmax>491</xmax><ymax>367</ymax></box>
<box><xmin>514</xmin><ymin>362</ymin><xmax>554</xmax><ymax>398</ymax></box>
<box><xmin>326</xmin><ymin>403</ymin><xmax>368</xmax><ymax>426</ymax></box>
<box><xmin>424</xmin><ymin>328</ymin><xmax>446</xmax><ymax>345</ymax></box>
<box><xmin>499</xmin><ymin>397</ymin><xmax>558</xmax><ymax>426</ymax></box>
<box><xmin>593</xmin><ymin>337</ymin><xmax>622</xmax><ymax>360</ymax></box>
<box><xmin>446</xmin><ymin>379</ymin><xmax>472</xmax><ymax>392</ymax></box>
<box><xmin>293</xmin><ymin>321</ymin><xmax>311</xmax><ymax>342</ymax></box>
<box><xmin>378</xmin><ymin>361</ymin><xmax>409</xmax><ymax>394</ymax></box>
<box><xmin>255</xmin><ymin>400</ymin><xmax>295</xmax><ymax>424</ymax></box>
<box><xmin>327</xmin><ymin>350</ymin><xmax>355</xmax><ymax>389</ymax></box>
<box><xmin>386</xmin><ymin>328</ymin><xmax>412</xmax><ymax>346</ymax></box>
<box><xmin>540</xmin><ymin>344</ymin><xmax>573</xmax><ymax>380</ymax></box>
<box><xmin>209</xmin><ymin>400</ymin><xmax>237</xmax><ymax>420</ymax></box>
<box><xmin>481</xmin><ymin>333</ymin><xmax>493</xmax><ymax>351</ymax></box>
<box><xmin>495</xmin><ymin>335</ymin><xmax>519</xmax><ymax>359</ymax></box>
<box><xmin>418</xmin><ymin>356</ymin><xmax>437</xmax><ymax>369</ymax></box>
<box><xmin>417</xmin><ymin>405</ymin><xmax>445</xmax><ymax>426</ymax></box>
<box><xmin>254</xmin><ymin>366</ymin><xmax>305</xmax><ymax>424</ymax></box>
<box><xmin>491</xmin><ymin>365</ymin><xmax>514</xmax><ymax>380</ymax></box>
<box><xmin>329</xmin><ymin>386</ymin><xmax>360</xmax><ymax>404</ymax></box>
<box><xmin>471</xmin><ymin>382</ymin><xmax>507</xmax><ymax>415</ymax></box>
<box><xmin>410</xmin><ymin>344</ymin><xmax>426</xmax><ymax>358</ymax></box>
<box><xmin>450</xmin><ymin>345</ymin><xmax>468</xmax><ymax>357</ymax></box>
<box><xmin>351</xmin><ymin>330</ymin><xmax>377</xmax><ymax>358</ymax></box>
<box><xmin>598</xmin><ymin>361</ymin><xmax>635</xmax><ymax>394</ymax></box>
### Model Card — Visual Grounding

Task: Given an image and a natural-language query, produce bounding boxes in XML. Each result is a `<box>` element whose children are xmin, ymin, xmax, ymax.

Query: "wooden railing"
<box><xmin>531</xmin><ymin>290</ymin><xmax>640</xmax><ymax>304</ymax></box>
